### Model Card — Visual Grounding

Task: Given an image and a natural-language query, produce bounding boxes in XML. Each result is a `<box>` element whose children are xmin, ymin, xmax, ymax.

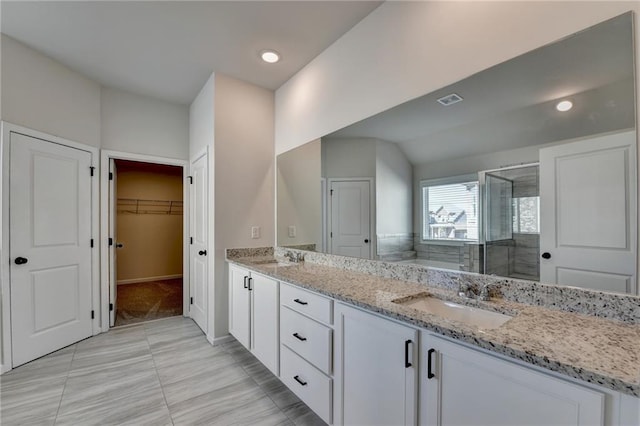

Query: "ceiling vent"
<box><xmin>437</xmin><ymin>93</ymin><xmax>463</xmax><ymax>106</ymax></box>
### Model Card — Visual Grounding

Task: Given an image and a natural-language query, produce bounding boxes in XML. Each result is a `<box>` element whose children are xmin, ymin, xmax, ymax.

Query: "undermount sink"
<box><xmin>394</xmin><ymin>294</ymin><xmax>512</xmax><ymax>330</ymax></box>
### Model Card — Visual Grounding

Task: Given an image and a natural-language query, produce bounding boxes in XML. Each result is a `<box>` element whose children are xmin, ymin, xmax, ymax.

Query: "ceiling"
<box><xmin>326</xmin><ymin>13</ymin><xmax>636</xmax><ymax>165</ymax></box>
<box><xmin>1</xmin><ymin>1</ymin><xmax>382</xmax><ymax>104</ymax></box>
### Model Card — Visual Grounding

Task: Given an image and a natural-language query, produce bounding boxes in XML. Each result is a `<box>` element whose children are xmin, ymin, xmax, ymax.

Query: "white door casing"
<box><xmin>9</xmin><ymin>132</ymin><xmax>94</xmax><ymax>367</ymax></box>
<box><xmin>99</xmin><ymin>150</ymin><xmax>188</xmax><ymax>333</ymax></box>
<box><xmin>539</xmin><ymin>131</ymin><xmax>637</xmax><ymax>294</ymax></box>
<box><xmin>329</xmin><ymin>180</ymin><xmax>372</xmax><ymax>259</ymax></box>
<box><xmin>189</xmin><ymin>150</ymin><xmax>208</xmax><ymax>332</ymax></box>
<box><xmin>108</xmin><ymin>159</ymin><xmax>118</xmax><ymax>327</ymax></box>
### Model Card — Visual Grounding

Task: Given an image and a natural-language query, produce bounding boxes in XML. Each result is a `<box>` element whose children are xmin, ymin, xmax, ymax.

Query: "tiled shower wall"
<box><xmin>377</xmin><ymin>233</ymin><xmax>415</xmax><ymax>261</ymax></box>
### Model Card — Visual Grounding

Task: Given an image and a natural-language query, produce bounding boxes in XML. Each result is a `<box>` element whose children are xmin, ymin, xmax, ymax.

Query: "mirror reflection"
<box><xmin>277</xmin><ymin>13</ymin><xmax>637</xmax><ymax>294</ymax></box>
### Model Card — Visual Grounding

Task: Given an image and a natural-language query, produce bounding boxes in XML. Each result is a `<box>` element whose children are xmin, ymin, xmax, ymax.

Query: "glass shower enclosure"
<box><xmin>483</xmin><ymin>164</ymin><xmax>540</xmax><ymax>281</ymax></box>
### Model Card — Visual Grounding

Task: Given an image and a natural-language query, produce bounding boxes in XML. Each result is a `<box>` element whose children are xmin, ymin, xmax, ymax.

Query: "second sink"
<box><xmin>394</xmin><ymin>294</ymin><xmax>512</xmax><ymax>330</ymax></box>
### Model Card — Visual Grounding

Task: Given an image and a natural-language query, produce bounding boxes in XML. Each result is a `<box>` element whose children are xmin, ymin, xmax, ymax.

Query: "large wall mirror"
<box><xmin>277</xmin><ymin>12</ymin><xmax>638</xmax><ymax>295</ymax></box>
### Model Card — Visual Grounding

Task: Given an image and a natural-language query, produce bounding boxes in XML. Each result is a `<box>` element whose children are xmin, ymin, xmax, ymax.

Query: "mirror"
<box><xmin>277</xmin><ymin>12</ymin><xmax>637</xmax><ymax>294</ymax></box>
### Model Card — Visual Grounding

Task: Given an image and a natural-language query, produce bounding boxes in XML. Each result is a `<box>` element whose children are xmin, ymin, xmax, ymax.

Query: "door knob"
<box><xmin>364</xmin><ymin>239</ymin><xmax>369</xmax><ymax>243</ymax></box>
<box><xmin>541</xmin><ymin>252</ymin><xmax>551</xmax><ymax>259</ymax></box>
<box><xmin>116</xmin><ymin>243</ymin><xmax>123</xmax><ymax>248</ymax></box>
<box><xmin>14</xmin><ymin>257</ymin><xmax>28</xmax><ymax>265</ymax></box>
<box><xmin>199</xmin><ymin>250</ymin><xmax>207</xmax><ymax>256</ymax></box>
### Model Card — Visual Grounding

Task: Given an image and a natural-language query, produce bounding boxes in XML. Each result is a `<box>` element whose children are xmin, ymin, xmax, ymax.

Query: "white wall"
<box><xmin>101</xmin><ymin>87</ymin><xmax>189</xmax><ymax>160</ymax></box>
<box><xmin>275</xmin><ymin>2</ymin><xmax>640</xmax><ymax>155</ymax></box>
<box><xmin>376</xmin><ymin>140</ymin><xmax>412</xmax><ymax>236</ymax></box>
<box><xmin>188</xmin><ymin>72</ymin><xmax>216</xmax><ymax>340</ymax></box>
<box><xmin>277</xmin><ymin>138</ymin><xmax>321</xmax><ymax>248</ymax></box>
<box><xmin>213</xmin><ymin>73</ymin><xmax>274</xmax><ymax>338</ymax></box>
<box><xmin>1</xmin><ymin>34</ymin><xmax>101</xmax><ymax>147</ymax></box>
<box><xmin>189</xmin><ymin>73</ymin><xmax>215</xmax><ymax>157</ymax></box>
<box><xmin>322</xmin><ymin>137</ymin><xmax>376</xmax><ymax>178</ymax></box>
<box><xmin>1</xmin><ymin>34</ymin><xmax>102</xmax><ymax>370</ymax></box>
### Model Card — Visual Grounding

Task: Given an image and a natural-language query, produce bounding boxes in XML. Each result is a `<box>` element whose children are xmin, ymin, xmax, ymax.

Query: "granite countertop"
<box><xmin>228</xmin><ymin>256</ymin><xmax>640</xmax><ymax>398</ymax></box>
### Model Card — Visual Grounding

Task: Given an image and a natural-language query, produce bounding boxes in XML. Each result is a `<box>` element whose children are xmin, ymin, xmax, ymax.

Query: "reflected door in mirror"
<box><xmin>329</xmin><ymin>180</ymin><xmax>371</xmax><ymax>259</ymax></box>
<box><xmin>540</xmin><ymin>131</ymin><xmax>636</xmax><ymax>294</ymax></box>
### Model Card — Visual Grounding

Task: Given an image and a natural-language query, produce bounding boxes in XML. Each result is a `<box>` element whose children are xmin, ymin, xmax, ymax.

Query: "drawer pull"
<box><xmin>294</xmin><ymin>375</ymin><xmax>308</xmax><ymax>386</ymax></box>
<box><xmin>405</xmin><ymin>339</ymin><xmax>413</xmax><ymax>368</ymax></box>
<box><xmin>293</xmin><ymin>298</ymin><xmax>308</xmax><ymax>305</ymax></box>
<box><xmin>293</xmin><ymin>332</ymin><xmax>307</xmax><ymax>342</ymax></box>
<box><xmin>427</xmin><ymin>348</ymin><xmax>436</xmax><ymax>379</ymax></box>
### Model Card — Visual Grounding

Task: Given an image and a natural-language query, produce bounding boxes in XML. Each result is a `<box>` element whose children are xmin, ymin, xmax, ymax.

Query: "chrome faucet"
<box><xmin>285</xmin><ymin>251</ymin><xmax>304</xmax><ymax>263</ymax></box>
<box><xmin>459</xmin><ymin>281</ymin><xmax>492</xmax><ymax>301</ymax></box>
<box><xmin>478</xmin><ymin>283</ymin><xmax>492</xmax><ymax>301</ymax></box>
<box><xmin>458</xmin><ymin>281</ymin><xmax>476</xmax><ymax>299</ymax></box>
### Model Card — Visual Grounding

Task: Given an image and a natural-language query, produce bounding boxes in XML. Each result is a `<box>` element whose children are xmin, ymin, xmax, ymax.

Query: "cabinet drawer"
<box><xmin>280</xmin><ymin>345</ymin><xmax>332</xmax><ymax>425</ymax></box>
<box><xmin>281</xmin><ymin>306</ymin><xmax>332</xmax><ymax>374</ymax></box>
<box><xmin>281</xmin><ymin>282</ymin><xmax>333</xmax><ymax>325</ymax></box>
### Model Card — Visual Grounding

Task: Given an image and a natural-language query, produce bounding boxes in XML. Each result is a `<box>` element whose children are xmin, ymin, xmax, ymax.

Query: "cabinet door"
<box><xmin>421</xmin><ymin>334</ymin><xmax>605</xmax><ymax>426</ymax></box>
<box><xmin>228</xmin><ymin>265</ymin><xmax>251</xmax><ymax>349</ymax></box>
<box><xmin>334</xmin><ymin>303</ymin><xmax>418</xmax><ymax>426</ymax></box>
<box><xmin>251</xmin><ymin>273</ymin><xmax>279</xmax><ymax>376</ymax></box>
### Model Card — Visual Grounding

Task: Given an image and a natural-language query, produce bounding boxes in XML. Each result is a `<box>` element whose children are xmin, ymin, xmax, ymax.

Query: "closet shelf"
<box><xmin>117</xmin><ymin>198</ymin><xmax>183</xmax><ymax>215</ymax></box>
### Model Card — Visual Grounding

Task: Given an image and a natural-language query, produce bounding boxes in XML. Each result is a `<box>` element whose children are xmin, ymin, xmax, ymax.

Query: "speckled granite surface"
<box><xmin>227</xmin><ymin>251</ymin><xmax>640</xmax><ymax>397</ymax></box>
<box><xmin>269</xmin><ymin>247</ymin><xmax>640</xmax><ymax>324</ymax></box>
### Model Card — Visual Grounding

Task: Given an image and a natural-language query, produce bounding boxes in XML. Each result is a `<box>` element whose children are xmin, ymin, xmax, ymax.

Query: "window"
<box><xmin>512</xmin><ymin>196</ymin><xmax>540</xmax><ymax>233</ymax></box>
<box><xmin>421</xmin><ymin>177</ymin><xmax>479</xmax><ymax>241</ymax></box>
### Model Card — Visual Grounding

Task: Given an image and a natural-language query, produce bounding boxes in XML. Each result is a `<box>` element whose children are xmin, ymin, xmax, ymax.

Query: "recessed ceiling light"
<box><xmin>437</xmin><ymin>93</ymin><xmax>463</xmax><ymax>106</ymax></box>
<box><xmin>261</xmin><ymin>50</ymin><xmax>280</xmax><ymax>64</ymax></box>
<box><xmin>556</xmin><ymin>100</ymin><xmax>573</xmax><ymax>112</ymax></box>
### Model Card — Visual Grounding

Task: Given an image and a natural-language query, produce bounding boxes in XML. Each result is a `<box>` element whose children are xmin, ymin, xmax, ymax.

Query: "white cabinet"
<box><xmin>279</xmin><ymin>282</ymin><xmax>334</xmax><ymax>424</ymax></box>
<box><xmin>420</xmin><ymin>333</ymin><xmax>605</xmax><ymax>426</ymax></box>
<box><xmin>228</xmin><ymin>264</ymin><xmax>279</xmax><ymax>375</ymax></box>
<box><xmin>334</xmin><ymin>302</ymin><xmax>418</xmax><ymax>426</ymax></box>
<box><xmin>229</xmin><ymin>264</ymin><xmax>251</xmax><ymax>348</ymax></box>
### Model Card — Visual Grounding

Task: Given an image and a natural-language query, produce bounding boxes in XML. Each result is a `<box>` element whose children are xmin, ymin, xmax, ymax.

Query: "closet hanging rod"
<box><xmin>116</xmin><ymin>198</ymin><xmax>183</xmax><ymax>215</ymax></box>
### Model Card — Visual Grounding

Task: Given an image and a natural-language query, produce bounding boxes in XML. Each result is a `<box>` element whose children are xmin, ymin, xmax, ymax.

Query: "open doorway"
<box><xmin>112</xmin><ymin>160</ymin><xmax>184</xmax><ymax>326</ymax></box>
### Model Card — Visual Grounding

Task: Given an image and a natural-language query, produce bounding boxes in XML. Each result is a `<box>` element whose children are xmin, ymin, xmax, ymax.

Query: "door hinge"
<box><xmin>330</xmin><ymin>189</ymin><xmax>334</xmax><ymax>196</ymax></box>
<box><xmin>90</xmin><ymin>239</ymin><xmax>94</xmax><ymax>248</ymax></box>
<box><xmin>190</xmin><ymin>297</ymin><xmax>194</xmax><ymax>305</ymax></box>
<box><xmin>91</xmin><ymin>310</ymin><xmax>95</xmax><ymax>319</ymax></box>
<box><xmin>109</xmin><ymin>172</ymin><xmax>113</xmax><ymax>181</ymax></box>
<box><xmin>90</xmin><ymin>166</ymin><xmax>95</xmax><ymax>176</ymax></box>
<box><xmin>188</xmin><ymin>176</ymin><xmax>193</xmax><ymax>184</ymax></box>
<box><xmin>108</xmin><ymin>238</ymin><xmax>113</xmax><ymax>246</ymax></box>
<box><xmin>109</xmin><ymin>303</ymin><xmax>113</xmax><ymax>311</ymax></box>
<box><xmin>190</xmin><ymin>237</ymin><xmax>193</xmax><ymax>245</ymax></box>
<box><xmin>330</xmin><ymin>232</ymin><xmax>333</xmax><ymax>238</ymax></box>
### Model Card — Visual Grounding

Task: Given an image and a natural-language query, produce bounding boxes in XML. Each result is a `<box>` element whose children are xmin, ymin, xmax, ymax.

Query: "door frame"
<box><xmin>100</xmin><ymin>150</ymin><xmax>189</xmax><ymax>332</ymax></box>
<box><xmin>1</xmin><ymin>121</ymin><xmax>100</xmax><ymax>373</ymax></box>
<box><xmin>327</xmin><ymin>177</ymin><xmax>375</xmax><ymax>259</ymax></box>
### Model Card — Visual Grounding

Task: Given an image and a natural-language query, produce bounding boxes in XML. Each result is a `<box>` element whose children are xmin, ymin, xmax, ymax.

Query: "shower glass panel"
<box><xmin>483</xmin><ymin>164</ymin><xmax>540</xmax><ymax>280</ymax></box>
<box><xmin>485</xmin><ymin>174</ymin><xmax>513</xmax><ymax>242</ymax></box>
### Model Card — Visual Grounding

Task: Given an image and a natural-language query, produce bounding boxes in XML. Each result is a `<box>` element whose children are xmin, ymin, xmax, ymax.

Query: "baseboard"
<box><xmin>208</xmin><ymin>334</ymin><xmax>233</xmax><ymax>346</ymax></box>
<box><xmin>1</xmin><ymin>363</ymin><xmax>11</xmax><ymax>374</ymax></box>
<box><xmin>117</xmin><ymin>274</ymin><xmax>183</xmax><ymax>285</ymax></box>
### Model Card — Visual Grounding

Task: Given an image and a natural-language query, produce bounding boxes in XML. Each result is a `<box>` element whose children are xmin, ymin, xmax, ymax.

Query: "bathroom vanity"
<box><xmin>227</xmin><ymin>247</ymin><xmax>640</xmax><ymax>426</ymax></box>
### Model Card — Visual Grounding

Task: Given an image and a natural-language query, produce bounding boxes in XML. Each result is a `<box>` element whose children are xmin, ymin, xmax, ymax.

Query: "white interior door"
<box><xmin>189</xmin><ymin>151</ymin><xmax>208</xmax><ymax>332</ymax></box>
<box><xmin>108</xmin><ymin>159</ymin><xmax>118</xmax><ymax>327</ymax></box>
<box><xmin>330</xmin><ymin>180</ymin><xmax>371</xmax><ymax>258</ymax></box>
<box><xmin>9</xmin><ymin>132</ymin><xmax>93</xmax><ymax>366</ymax></box>
<box><xmin>540</xmin><ymin>131</ymin><xmax>637</xmax><ymax>293</ymax></box>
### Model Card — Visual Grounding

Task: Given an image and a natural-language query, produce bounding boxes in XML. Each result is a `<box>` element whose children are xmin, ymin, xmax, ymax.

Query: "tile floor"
<box><xmin>0</xmin><ymin>316</ymin><xmax>325</xmax><ymax>426</ymax></box>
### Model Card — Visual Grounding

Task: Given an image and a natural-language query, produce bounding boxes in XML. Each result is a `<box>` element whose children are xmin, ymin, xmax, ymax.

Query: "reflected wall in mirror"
<box><xmin>276</xmin><ymin>12</ymin><xmax>637</xmax><ymax>294</ymax></box>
